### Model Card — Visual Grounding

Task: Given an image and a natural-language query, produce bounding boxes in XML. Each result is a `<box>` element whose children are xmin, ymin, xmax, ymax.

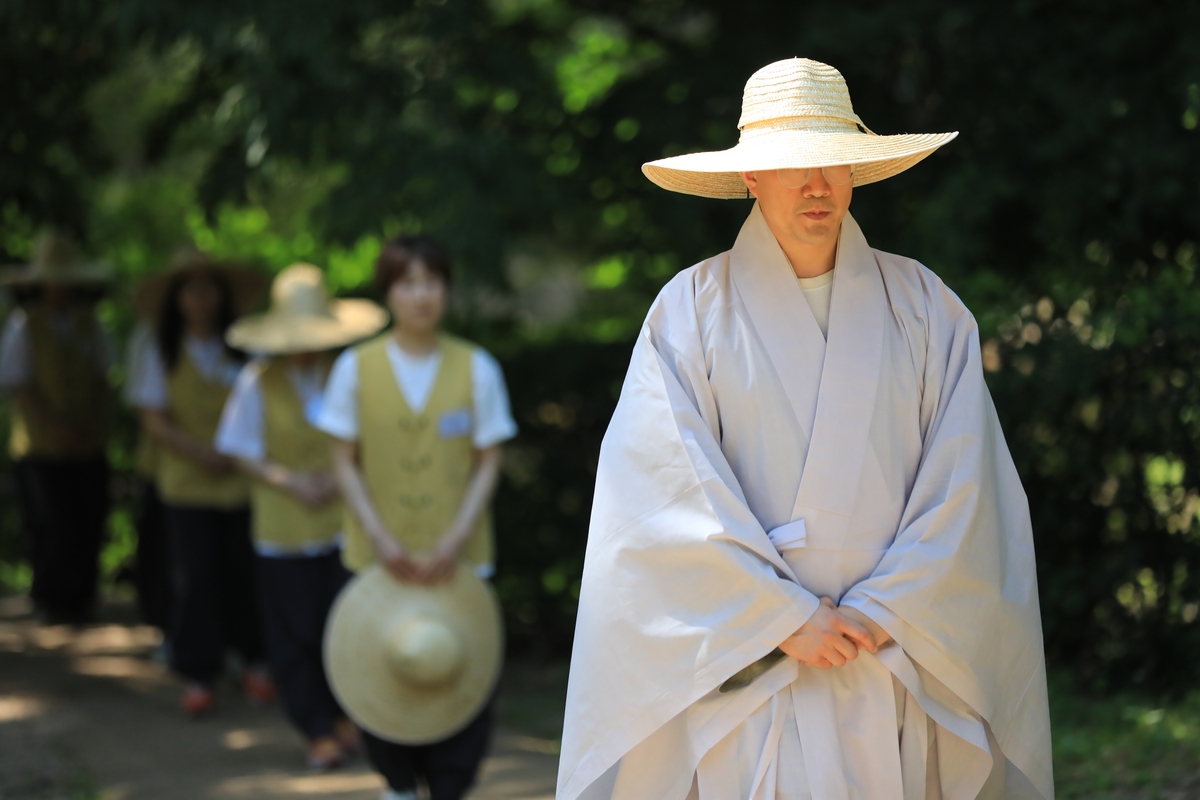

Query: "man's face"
<box><xmin>739</xmin><ymin>168</ymin><xmax>853</xmax><ymax>253</ymax></box>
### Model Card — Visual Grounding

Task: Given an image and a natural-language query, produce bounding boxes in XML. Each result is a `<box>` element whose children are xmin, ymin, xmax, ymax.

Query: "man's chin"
<box><xmin>791</xmin><ymin>221</ymin><xmax>839</xmax><ymax>247</ymax></box>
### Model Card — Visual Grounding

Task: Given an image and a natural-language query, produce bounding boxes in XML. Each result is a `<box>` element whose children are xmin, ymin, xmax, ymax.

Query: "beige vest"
<box><xmin>342</xmin><ymin>334</ymin><xmax>493</xmax><ymax>572</ymax></box>
<box><xmin>156</xmin><ymin>351</ymin><xmax>249</xmax><ymax>508</ymax></box>
<box><xmin>252</xmin><ymin>359</ymin><xmax>342</xmax><ymax>551</ymax></box>
<box><xmin>8</xmin><ymin>305</ymin><xmax>109</xmax><ymax>460</ymax></box>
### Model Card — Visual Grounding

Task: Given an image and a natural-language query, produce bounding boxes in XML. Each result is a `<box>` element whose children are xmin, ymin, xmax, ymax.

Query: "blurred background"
<box><xmin>2</xmin><ymin>0</ymin><xmax>1200</xmax><ymax>797</ymax></box>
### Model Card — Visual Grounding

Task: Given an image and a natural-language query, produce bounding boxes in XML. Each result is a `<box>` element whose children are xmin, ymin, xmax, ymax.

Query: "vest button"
<box><xmin>420</xmin><ymin>494</ymin><xmax>433</xmax><ymax>508</ymax></box>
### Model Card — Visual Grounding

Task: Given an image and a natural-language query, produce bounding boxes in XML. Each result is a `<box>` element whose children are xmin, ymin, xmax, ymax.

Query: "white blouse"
<box><xmin>214</xmin><ymin>359</ymin><xmax>328</xmax><ymax>463</ymax></box>
<box><xmin>126</xmin><ymin>333</ymin><xmax>241</xmax><ymax>410</ymax></box>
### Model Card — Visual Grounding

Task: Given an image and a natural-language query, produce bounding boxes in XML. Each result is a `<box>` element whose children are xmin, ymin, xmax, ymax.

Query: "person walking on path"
<box><xmin>124</xmin><ymin>321</ymin><xmax>173</xmax><ymax>642</ymax></box>
<box><xmin>558</xmin><ymin>59</ymin><xmax>1053</xmax><ymax>800</ymax></box>
<box><xmin>316</xmin><ymin>235</ymin><xmax>518</xmax><ymax>800</ymax></box>
<box><xmin>214</xmin><ymin>262</ymin><xmax>388</xmax><ymax>770</ymax></box>
<box><xmin>128</xmin><ymin>248</ymin><xmax>275</xmax><ymax>717</ymax></box>
<box><xmin>0</xmin><ymin>232</ymin><xmax>114</xmax><ymax>625</ymax></box>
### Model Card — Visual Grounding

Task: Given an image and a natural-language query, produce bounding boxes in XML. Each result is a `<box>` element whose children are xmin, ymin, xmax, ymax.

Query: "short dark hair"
<box><xmin>373</xmin><ymin>235</ymin><xmax>454</xmax><ymax>296</ymax></box>
<box><xmin>157</xmin><ymin>270</ymin><xmax>243</xmax><ymax>372</ymax></box>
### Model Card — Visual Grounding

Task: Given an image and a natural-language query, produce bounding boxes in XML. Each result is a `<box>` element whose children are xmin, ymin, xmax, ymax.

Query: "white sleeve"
<box><xmin>127</xmin><ymin>336</ymin><xmax>170</xmax><ymax>410</ymax></box>
<box><xmin>471</xmin><ymin>349</ymin><xmax>518</xmax><ymax>449</ymax></box>
<box><xmin>123</xmin><ymin>324</ymin><xmax>153</xmax><ymax>406</ymax></box>
<box><xmin>215</xmin><ymin>361</ymin><xmax>267</xmax><ymax>461</ymax></box>
<box><xmin>0</xmin><ymin>310</ymin><xmax>32</xmax><ymax>390</ymax></box>
<box><xmin>314</xmin><ymin>348</ymin><xmax>360</xmax><ymax>441</ymax></box>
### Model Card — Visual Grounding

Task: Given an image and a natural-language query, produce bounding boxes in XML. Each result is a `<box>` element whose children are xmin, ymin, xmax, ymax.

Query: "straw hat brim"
<box><xmin>133</xmin><ymin>264</ymin><xmax>268</xmax><ymax>322</ymax></box>
<box><xmin>643</xmin><ymin>130</ymin><xmax>959</xmax><ymax>199</ymax></box>
<box><xmin>324</xmin><ymin>564</ymin><xmax>504</xmax><ymax>745</ymax></box>
<box><xmin>0</xmin><ymin>261</ymin><xmax>113</xmax><ymax>287</ymax></box>
<box><xmin>225</xmin><ymin>299</ymin><xmax>389</xmax><ymax>355</ymax></box>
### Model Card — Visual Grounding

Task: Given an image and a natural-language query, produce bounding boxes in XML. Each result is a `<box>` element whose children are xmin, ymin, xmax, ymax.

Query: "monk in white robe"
<box><xmin>557</xmin><ymin>59</ymin><xmax>1053</xmax><ymax>800</ymax></box>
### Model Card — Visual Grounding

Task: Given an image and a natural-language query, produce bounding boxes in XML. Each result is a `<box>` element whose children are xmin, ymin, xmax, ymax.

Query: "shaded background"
<box><xmin>3</xmin><ymin>0</ymin><xmax>1200</xmax><ymax>793</ymax></box>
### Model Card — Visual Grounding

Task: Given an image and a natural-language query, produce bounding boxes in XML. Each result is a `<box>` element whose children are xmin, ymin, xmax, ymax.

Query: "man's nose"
<box><xmin>802</xmin><ymin>173</ymin><xmax>832</xmax><ymax>197</ymax></box>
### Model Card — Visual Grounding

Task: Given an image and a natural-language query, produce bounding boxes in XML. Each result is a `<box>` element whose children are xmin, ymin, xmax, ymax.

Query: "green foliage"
<box><xmin>1051</xmin><ymin>673</ymin><xmax>1200</xmax><ymax>797</ymax></box>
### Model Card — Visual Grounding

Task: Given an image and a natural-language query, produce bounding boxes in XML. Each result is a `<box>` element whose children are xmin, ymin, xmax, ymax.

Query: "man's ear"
<box><xmin>739</xmin><ymin>171</ymin><xmax>758</xmax><ymax>198</ymax></box>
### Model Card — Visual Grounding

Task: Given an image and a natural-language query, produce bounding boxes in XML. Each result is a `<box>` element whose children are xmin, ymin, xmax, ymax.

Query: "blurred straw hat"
<box><xmin>133</xmin><ymin>247</ymin><xmax>267</xmax><ymax>322</ymax></box>
<box><xmin>0</xmin><ymin>231</ymin><xmax>112</xmax><ymax>287</ymax></box>
<box><xmin>642</xmin><ymin>58</ymin><xmax>959</xmax><ymax>198</ymax></box>
<box><xmin>324</xmin><ymin>564</ymin><xmax>504</xmax><ymax>745</ymax></box>
<box><xmin>225</xmin><ymin>263</ymin><xmax>388</xmax><ymax>355</ymax></box>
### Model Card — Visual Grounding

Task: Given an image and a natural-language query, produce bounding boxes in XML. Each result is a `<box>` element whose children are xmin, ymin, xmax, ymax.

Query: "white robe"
<box><xmin>556</xmin><ymin>205</ymin><xmax>1054</xmax><ymax>800</ymax></box>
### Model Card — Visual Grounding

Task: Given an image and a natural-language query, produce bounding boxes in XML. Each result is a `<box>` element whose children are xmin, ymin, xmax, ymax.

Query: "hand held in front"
<box><xmin>372</xmin><ymin>531</ymin><xmax>423</xmax><ymax>583</ymax></box>
<box><xmin>779</xmin><ymin>597</ymin><xmax>877</xmax><ymax>669</ymax></box>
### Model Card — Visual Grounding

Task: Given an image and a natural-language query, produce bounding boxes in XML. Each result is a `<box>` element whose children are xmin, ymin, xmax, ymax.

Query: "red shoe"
<box><xmin>180</xmin><ymin>684</ymin><xmax>216</xmax><ymax>717</ymax></box>
<box><xmin>242</xmin><ymin>666</ymin><xmax>277</xmax><ymax>705</ymax></box>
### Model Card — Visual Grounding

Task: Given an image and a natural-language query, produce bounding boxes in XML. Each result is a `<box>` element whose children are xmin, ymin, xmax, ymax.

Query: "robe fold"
<box><xmin>557</xmin><ymin>204</ymin><xmax>1053</xmax><ymax>800</ymax></box>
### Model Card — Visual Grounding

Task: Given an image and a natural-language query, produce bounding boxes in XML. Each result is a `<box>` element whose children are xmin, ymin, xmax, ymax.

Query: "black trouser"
<box><xmin>256</xmin><ymin>550</ymin><xmax>349</xmax><ymax>739</ymax></box>
<box><xmin>132</xmin><ymin>477</ymin><xmax>172</xmax><ymax>632</ymax></box>
<box><xmin>164</xmin><ymin>504</ymin><xmax>265</xmax><ymax>684</ymax></box>
<box><xmin>14</xmin><ymin>456</ymin><xmax>109</xmax><ymax>621</ymax></box>
<box><xmin>363</xmin><ymin>703</ymin><xmax>493</xmax><ymax>800</ymax></box>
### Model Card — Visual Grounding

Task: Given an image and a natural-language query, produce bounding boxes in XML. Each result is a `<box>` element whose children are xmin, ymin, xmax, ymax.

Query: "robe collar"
<box><xmin>729</xmin><ymin>203</ymin><xmax>886</xmax><ymax>543</ymax></box>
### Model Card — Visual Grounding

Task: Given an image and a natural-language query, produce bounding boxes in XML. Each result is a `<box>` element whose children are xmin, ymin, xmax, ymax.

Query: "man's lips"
<box><xmin>802</xmin><ymin>210</ymin><xmax>831</xmax><ymax>221</ymax></box>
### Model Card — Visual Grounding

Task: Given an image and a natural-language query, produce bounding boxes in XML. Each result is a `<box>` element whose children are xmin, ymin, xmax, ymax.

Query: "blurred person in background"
<box><xmin>215</xmin><ymin>263</ymin><xmax>387</xmax><ymax>770</ymax></box>
<box><xmin>0</xmin><ymin>231</ymin><xmax>113</xmax><ymax>625</ymax></box>
<box><xmin>128</xmin><ymin>248</ymin><xmax>274</xmax><ymax>717</ymax></box>
<box><xmin>317</xmin><ymin>235</ymin><xmax>517</xmax><ymax>800</ymax></box>
<box><xmin>124</xmin><ymin>320</ymin><xmax>173</xmax><ymax>650</ymax></box>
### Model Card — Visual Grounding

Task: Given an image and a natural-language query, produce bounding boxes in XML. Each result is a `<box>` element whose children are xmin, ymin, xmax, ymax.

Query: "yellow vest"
<box><xmin>8</xmin><ymin>305</ymin><xmax>109</xmax><ymax>460</ymax></box>
<box><xmin>252</xmin><ymin>359</ymin><xmax>342</xmax><ymax>551</ymax></box>
<box><xmin>342</xmin><ymin>334</ymin><xmax>494</xmax><ymax>572</ymax></box>
<box><xmin>155</xmin><ymin>351</ymin><xmax>249</xmax><ymax>508</ymax></box>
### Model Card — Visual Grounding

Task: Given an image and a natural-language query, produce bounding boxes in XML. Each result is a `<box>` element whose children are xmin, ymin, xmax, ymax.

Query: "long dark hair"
<box><xmin>156</xmin><ymin>270</ymin><xmax>243</xmax><ymax>372</ymax></box>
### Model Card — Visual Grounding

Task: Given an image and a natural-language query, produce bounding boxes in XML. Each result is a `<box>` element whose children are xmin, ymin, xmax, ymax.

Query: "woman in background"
<box><xmin>128</xmin><ymin>248</ymin><xmax>273</xmax><ymax>717</ymax></box>
<box><xmin>215</xmin><ymin>263</ymin><xmax>386</xmax><ymax>769</ymax></box>
<box><xmin>317</xmin><ymin>235</ymin><xmax>517</xmax><ymax>800</ymax></box>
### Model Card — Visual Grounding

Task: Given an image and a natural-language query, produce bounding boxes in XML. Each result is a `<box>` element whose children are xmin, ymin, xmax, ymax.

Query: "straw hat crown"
<box><xmin>1</xmin><ymin>230</ymin><xmax>112</xmax><ymax>286</ymax></box>
<box><xmin>737</xmin><ymin>58</ymin><xmax>868</xmax><ymax>135</ymax></box>
<box><xmin>642</xmin><ymin>57</ymin><xmax>958</xmax><ymax>198</ymax></box>
<box><xmin>324</xmin><ymin>565</ymin><xmax>503</xmax><ymax>745</ymax></box>
<box><xmin>225</xmin><ymin>262</ymin><xmax>388</xmax><ymax>355</ymax></box>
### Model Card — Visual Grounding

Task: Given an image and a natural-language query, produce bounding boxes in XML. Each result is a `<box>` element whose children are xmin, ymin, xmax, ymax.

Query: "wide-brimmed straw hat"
<box><xmin>324</xmin><ymin>564</ymin><xmax>504</xmax><ymax>745</ymax></box>
<box><xmin>133</xmin><ymin>247</ymin><xmax>267</xmax><ymax>322</ymax></box>
<box><xmin>642</xmin><ymin>58</ymin><xmax>958</xmax><ymax>199</ymax></box>
<box><xmin>225</xmin><ymin>263</ymin><xmax>388</xmax><ymax>355</ymax></box>
<box><xmin>0</xmin><ymin>231</ymin><xmax>112</xmax><ymax>287</ymax></box>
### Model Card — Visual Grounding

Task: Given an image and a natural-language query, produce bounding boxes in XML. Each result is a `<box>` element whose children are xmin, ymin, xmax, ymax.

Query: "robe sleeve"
<box><xmin>839</xmin><ymin>280</ymin><xmax>1054</xmax><ymax>799</ymax></box>
<box><xmin>557</xmin><ymin>273</ymin><xmax>821</xmax><ymax>800</ymax></box>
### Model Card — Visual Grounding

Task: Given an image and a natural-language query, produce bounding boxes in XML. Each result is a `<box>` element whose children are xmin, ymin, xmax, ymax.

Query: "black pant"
<box><xmin>257</xmin><ymin>551</ymin><xmax>349</xmax><ymax>739</ymax></box>
<box><xmin>363</xmin><ymin>704</ymin><xmax>493</xmax><ymax>800</ymax></box>
<box><xmin>164</xmin><ymin>504</ymin><xmax>265</xmax><ymax>684</ymax></box>
<box><xmin>14</xmin><ymin>457</ymin><xmax>109</xmax><ymax>621</ymax></box>
<box><xmin>133</xmin><ymin>478</ymin><xmax>172</xmax><ymax>632</ymax></box>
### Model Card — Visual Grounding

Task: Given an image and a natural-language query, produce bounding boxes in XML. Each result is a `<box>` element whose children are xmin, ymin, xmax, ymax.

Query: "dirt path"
<box><xmin>0</xmin><ymin>595</ymin><xmax>559</xmax><ymax>800</ymax></box>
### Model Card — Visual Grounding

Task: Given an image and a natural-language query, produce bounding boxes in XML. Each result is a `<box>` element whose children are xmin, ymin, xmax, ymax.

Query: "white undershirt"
<box><xmin>798</xmin><ymin>269</ymin><xmax>835</xmax><ymax>339</ymax></box>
